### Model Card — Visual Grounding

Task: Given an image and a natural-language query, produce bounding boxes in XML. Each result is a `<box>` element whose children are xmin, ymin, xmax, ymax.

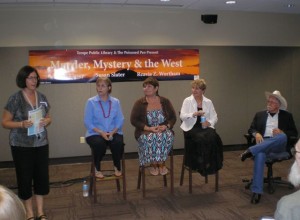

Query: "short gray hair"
<box><xmin>0</xmin><ymin>185</ymin><xmax>26</xmax><ymax>220</ymax></box>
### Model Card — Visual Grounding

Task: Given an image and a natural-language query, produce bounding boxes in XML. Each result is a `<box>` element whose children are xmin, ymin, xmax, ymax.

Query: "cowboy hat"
<box><xmin>265</xmin><ymin>90</ymin><xmax>287</xmax><ymax>110</ymax></box>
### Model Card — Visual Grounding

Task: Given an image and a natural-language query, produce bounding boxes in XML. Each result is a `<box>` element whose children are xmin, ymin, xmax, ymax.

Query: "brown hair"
<box><xmin>143</xmin><ymin>77</ymin><xmax>159</xmax><ymax>95</ymax></box>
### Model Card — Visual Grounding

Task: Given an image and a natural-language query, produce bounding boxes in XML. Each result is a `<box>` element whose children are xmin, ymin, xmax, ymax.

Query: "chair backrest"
<box><xmin>286</xmin><ymin>136</ymin><xmax>299</xmax><ymax>157</ymax></box>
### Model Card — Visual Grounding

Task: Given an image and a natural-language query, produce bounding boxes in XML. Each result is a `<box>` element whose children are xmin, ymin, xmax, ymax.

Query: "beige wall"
<box><xmin>0</xmin><ymin>7</ymin><xmax>300</xmax><ymax>161</ymax></box>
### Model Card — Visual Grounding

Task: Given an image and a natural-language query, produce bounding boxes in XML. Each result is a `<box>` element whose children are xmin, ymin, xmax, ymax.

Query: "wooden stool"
<box><xmin>89</xmin><ymin>146</ymin><xmax>126</xmax><ymax>203</ymax></box>
<box><xmin>137</xmin><ymin>148</ymin><xmax>174</xmax><ymax>198</ymax></box>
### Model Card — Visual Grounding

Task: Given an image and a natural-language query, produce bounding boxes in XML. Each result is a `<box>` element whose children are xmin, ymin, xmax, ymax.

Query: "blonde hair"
<box><xmin>0</xmin><ymin>185</ymin><xmax>26</xmax><ymax>220</ymax></box>
<box><xmin>96</xmin><ymin>77</ymin><xmax>112</xmax><ymax>93</ymax></box>
<box><xmin>191</xmin><ymin>79</ymin><xmax>207</xmax><ymax>90</ymax></box>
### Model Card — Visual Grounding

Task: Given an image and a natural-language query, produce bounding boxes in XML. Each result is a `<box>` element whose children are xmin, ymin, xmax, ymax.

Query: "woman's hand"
<box><xmin>39</xmin><ymin>118</ymin><xmax>49</xmax><ymax>127</ymax></box>
<box><xmin>98</xmin><ymin>130</ymin><xmax>110</xmax><ymax>141</ymax></box>
<box><xmin>107</xmin><ymin>131</ymin><xmax>115</xmax><ymax>140</ymax></box>
<box><xmin>145</xmin><ymin>125</ymin><xmax>160</xmax><ymax>133</ymax></box>
<box><xmin>202</xmin><ymin>121</ymin><xmax>210</xmax><ymax>128</ymax></box>
<box><xmin>158</xmin><ymin>125</ymin><xmax>168</xmax><ymax>132</ymax></box>
<box><xmin>23</xmin><ymin>120</ymin><xmax>34</xmax><ymax>128</ymax></box>
<box><xmin>193</xmin><ymin>110</ymin><xmax>205</xmax><ymax>117</ymax></box>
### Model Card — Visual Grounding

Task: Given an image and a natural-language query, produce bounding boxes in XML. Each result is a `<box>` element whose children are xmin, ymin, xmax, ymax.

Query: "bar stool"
<box><xmin>89</xmin><ymin>144</ymin><xmax>126</xmax><ymax>203</ymax></box>
<box><xmin>179</xmin><ymin>137</ymin><xmax>219</xmax><ymax>193</ymax></box>
<box><xmin>137</xmin><ymin>148</ymin><xmax>174</xmax><ymax>198</ymax></box>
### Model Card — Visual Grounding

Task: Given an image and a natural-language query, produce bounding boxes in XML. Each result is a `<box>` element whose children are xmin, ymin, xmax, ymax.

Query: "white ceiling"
<box><xmin>0</xmin><ymin>0</ymin><xmax>299</xmax><ymax>14</ymax></box>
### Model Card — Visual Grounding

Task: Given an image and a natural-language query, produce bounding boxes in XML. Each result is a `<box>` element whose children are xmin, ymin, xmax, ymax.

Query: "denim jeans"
<box><xmin>249</xmin><ymin>133</ymin><xmax>287</xmax><ymax>194</ymax></box>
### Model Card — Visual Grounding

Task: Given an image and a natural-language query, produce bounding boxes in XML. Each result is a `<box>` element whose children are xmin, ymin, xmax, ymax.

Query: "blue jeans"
<box><xmin>249</xmin><ymin>133</ymin><xmax>287</xmax><ymax>194</ymax></box>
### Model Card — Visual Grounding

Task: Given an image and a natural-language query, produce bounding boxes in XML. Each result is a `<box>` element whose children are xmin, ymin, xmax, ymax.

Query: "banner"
<box><xmin>29</xmin><ymin>49</ymin><xmax>199</xmax><ymax>84</ymax></box>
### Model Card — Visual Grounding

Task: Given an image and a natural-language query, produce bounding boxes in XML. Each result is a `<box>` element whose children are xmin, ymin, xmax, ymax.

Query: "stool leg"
<box><xmin>142</xmin><ymin>166</ymin><xmax>146</xmax><ymax>198</ymax></box>
<box><xmin>163</xmin><ymin>175</ymin><xmax>167</xmax><ymax>187</ymax></box>
<box><xmin>137</xmin><ymin>166</ymin><xmax>142</xmax><ymax>189</ymax></box>
<box><xmin>189</xmin><ymin>167</ymin><xmax>192</xmax><ymax>194</ymax></box>
<box><xmin>215</xmin><ymin>171</ymin><xmax>219</xmax><ymax>192</ymax></box>
<box><xmin>89</xmin><ymin>163</ymin><xmax>94</xmax><ymax>197</ymax></box>
<box><xmin>180</xmin><ymin>154</ymin><xmax>185</xmax><ymax>186</ymax></box>
<box><xmin>90</xmin><ymin>151</ymin><xmax>97</xmax><ymax>203</ymax></box>
<box><xmin>122</xmin><ymin>155</ymin><xmax>126</xmax><ymax>200</ymax></box>
<box><xmin>116</xmin><ymin>179</ymin><xmax>121</xmax><ymax>192</ymax></box>
<box><xmin>170</xmin><ymin>154</ymin><xmax>174</xmax><ymax>195</ymax></box>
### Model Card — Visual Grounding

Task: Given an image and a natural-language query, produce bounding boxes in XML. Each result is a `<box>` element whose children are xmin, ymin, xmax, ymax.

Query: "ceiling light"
<box><xmin>161</xmin><ymin>0</ymin><xmax>170</xmax><ymax>2</ymax></box>
<box><xmin>287</xmin><ymin>4</ymin><xmax>295</xmax><ymax>8</ymax></box>
<box><xmin>226</xmin><ymin>1</ymin><xmax>236</xmax><ymax>4</ymax></box>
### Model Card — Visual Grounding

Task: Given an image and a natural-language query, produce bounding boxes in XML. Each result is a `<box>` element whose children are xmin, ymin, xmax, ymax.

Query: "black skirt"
<box><xmin>184</xmin><ymin>125</ymin><xmax>223</xmax><ymax>176</ymax></box>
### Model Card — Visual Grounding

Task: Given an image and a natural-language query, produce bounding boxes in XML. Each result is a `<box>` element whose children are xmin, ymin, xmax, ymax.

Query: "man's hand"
<box><xmin>255</xmin><ymin>133</ymin><xmax>264</xmax><ymax>144</ymax></box>
<box><xmin>272</xmin><ymin>128</ymin><xmax>283</xmax><ymax>136</ymax></box>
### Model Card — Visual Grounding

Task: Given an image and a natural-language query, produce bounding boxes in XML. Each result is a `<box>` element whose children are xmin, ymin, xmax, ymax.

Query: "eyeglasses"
<box><xmin>27</xmin><ymin>76</ymin><xmax>38</xmax><ymax>81</ymax></box>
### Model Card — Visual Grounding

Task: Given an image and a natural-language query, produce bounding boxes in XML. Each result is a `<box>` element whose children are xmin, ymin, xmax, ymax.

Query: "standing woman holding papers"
<box><xmin>2</xmin><ymin>65</ymin><xmax>51</xmax><ymax>220</ymax></box>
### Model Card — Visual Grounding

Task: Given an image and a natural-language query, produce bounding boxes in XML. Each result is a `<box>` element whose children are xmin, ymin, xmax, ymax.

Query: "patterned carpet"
<box><xmin>0</xmin><ymin>151</ymin><xmax>296</xmax><ymax>220</ymax></box>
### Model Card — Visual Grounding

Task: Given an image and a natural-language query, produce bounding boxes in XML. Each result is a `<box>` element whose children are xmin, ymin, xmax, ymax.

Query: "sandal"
<box><xmin>37</xmin><ymin>214</ymin><xmax>48</xmax><ymax>220</ymax></box>
<box><xmin>148</xmin><ymin>164</ymin><xmax>159</xmax><ymax>176</ymax></box>
<box><xmin>95</xmin><ymin>169</ymin><xmax>104</xmax><ymax>179</ymax></box>
<box><xmin>114</xmin><ymin>167</ymin><xmax>122</xmax><ymax>177</ymax></box>
<box><xmin>159</xmin><ymin>164</ymin><xmax>168</xmax><ymax>175</ymax></box>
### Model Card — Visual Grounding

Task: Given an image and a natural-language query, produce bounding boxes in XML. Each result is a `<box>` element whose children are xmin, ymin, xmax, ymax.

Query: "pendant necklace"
<box><xmin>99</xmin><ymin>100</ymin><xmax>112</xmax><ymax>118</ymax></box>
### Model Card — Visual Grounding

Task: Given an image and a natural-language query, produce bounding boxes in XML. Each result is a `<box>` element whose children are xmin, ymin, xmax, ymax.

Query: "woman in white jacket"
<box><xmin>180</xmin><ymin>79</ymin><xmax>223</xmax><ymax>176</ymax></box>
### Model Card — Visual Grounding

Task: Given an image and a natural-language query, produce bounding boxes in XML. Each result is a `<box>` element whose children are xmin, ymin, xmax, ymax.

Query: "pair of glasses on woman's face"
<box><xmin>27</xmin><ymin>76</ymin><xmax>38</xmax><ymax>81</ymax></box>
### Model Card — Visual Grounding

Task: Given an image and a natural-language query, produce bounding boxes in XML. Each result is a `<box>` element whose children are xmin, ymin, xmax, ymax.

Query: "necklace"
<box><xmin>99</xmin><ymin>100</ymin><xmax>112</xmax><ymax>118</ymax></box>
<box><xmin>22</xmin><ymin>90</ymin><xmax>38</xmax><ymax>110</ymax></box>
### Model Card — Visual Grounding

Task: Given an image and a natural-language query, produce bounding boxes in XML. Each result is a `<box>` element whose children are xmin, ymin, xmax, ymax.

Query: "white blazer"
<box><xmin>180</xmin><ymin>95</ymin><xmax>218</xmax><ymax>131</ymax></box>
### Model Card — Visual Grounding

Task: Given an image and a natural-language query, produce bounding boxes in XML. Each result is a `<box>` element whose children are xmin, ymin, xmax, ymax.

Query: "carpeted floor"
<box><xmin>0</xmin><ymin>151</ymin><xmax>296</xmax><ymax>220</ymax></box>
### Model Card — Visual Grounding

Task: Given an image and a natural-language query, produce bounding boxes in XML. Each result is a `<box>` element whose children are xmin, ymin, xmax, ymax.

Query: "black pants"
<box><xmin>86</xmin><ymin>134</ymin><xmax>124</xmax><ymax>171</ymax></box>
<box><xmin>11</xmin><ymin>145</ymin><xmax>49</xmax><ymax>200</ymax></box>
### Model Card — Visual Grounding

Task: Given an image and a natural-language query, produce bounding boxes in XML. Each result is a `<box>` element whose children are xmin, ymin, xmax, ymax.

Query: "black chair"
<box><xmin>89</xmin><ymin>144</ymin><xmax>126</xmax><ymax>203</ymax></box>
<box><xmin>179</xmin><ymin>133</ymin><xmax>219</xmax><ymax>193</ymax></box>
<box><xmin>243</xmin><ymin>134</ymin><xmax>298</xmax><ymax>194</ymax></box>
<box><xmin>137</xmin><ymin>147</ymin><xmax>174</xmax><ymax>198</ymax></box>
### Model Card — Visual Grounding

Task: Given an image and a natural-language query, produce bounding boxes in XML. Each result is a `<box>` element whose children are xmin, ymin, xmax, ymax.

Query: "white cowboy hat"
<box><xmin>265</xmin><ymin>90</ymin><xmax>287</xmax><ymax>110</ymax></box>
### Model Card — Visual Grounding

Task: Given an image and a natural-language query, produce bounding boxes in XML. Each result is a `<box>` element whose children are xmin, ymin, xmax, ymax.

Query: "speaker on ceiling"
<box><xmin>201</xmin><ymin>14</ymin><xmax>218</xmax><ymax>24</ymax></box>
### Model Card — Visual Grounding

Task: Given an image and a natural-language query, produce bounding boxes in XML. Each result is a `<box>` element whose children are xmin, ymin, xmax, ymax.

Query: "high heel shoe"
<box><xmin>251</xmin><ymin>193</ymin><xmax>261</xmax><ymax>204</ymax></box>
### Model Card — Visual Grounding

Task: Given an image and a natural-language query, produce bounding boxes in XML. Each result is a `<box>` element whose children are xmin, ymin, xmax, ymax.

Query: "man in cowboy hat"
<box><xmin>240</xmin><ymin>90</ymin><xmax>298</xmax><ymax>204</ymax></box>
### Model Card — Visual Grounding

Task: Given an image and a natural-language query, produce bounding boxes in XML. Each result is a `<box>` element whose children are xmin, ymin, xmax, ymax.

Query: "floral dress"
<box><xmin>138</xmin><ymin>109</ymin><xmax>174</xmax><ymax>165</ymax></box>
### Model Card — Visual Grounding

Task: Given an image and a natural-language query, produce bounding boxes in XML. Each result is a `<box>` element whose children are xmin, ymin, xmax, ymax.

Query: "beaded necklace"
<box><xmin>99</xmin><ymin>100</ymin><xmax>112</xmax><ymax>118</ymax></box>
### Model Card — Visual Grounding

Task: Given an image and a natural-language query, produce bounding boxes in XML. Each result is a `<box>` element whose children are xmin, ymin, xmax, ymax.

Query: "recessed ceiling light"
<box><xmin>287</xmin><ymin>4</ymin><xmax>295</xmax><ymax>8</ymax></box>
<box><xmin>226</xmin><ymin>1</ymin><xmax>236</xmax><ymax>4</ymax></box>
<box><xmin>161</xmin><ymin>0</ymin><xmax>170</xmax><ymax>2</ymax></box>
